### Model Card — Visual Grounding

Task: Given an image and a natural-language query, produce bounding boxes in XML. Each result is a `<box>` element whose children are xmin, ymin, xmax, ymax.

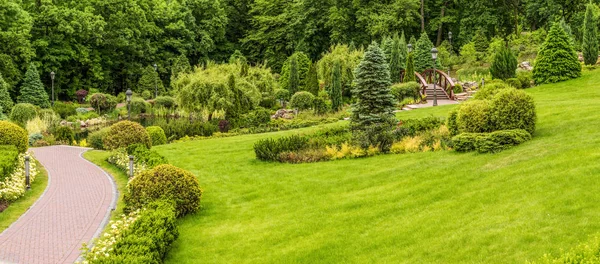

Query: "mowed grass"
<box><xmin>155</xmin><ymin>70</ymin><xmax>600</xmax><ymax>263</ymax></box>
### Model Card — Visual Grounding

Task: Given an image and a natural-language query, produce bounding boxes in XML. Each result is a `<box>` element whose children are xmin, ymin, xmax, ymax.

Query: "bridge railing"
<box><xmin>400</xmin><ymin>70</ymin><xmax>429</xmax><ymax>97</ymax></box>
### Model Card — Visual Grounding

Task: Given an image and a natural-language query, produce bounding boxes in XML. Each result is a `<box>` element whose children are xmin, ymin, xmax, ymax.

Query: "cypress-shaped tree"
<box><xmin>331</xmin><ymin>60</ymin><xmax>343</xmax><ymax>112</ymax></box>
<box><xmin>351</xmin><ymin>43</ymin><xmax>396</xmax><ymax>130</ymax></box>
<box><xmin>288</xmin><ymin>54</ymin><xmax>300</xmax><ymax>95</ymax></box>
<box><xmin>137</xmin><ymin>65</ymin><xmax>166</xmax><ymax>96</ymax></box>
<box><xmin>472</xmin><ymin>29</ymin><xmax>489</xmax><ymax>53</ymax></box>
<box><xmin>409</xmin><ymin>36</ymin><xmax>417</xmax><ymax>47</ymax></box>
<box><xmin>0</xmin><ymin>74</ymin><xmax>13</xmax><ymax>114</ymax></box>
<box><xmin>18</xmin><ymin>63</ymin><xmax>50</xmax><ymax>108</ymax></box>
<box><xmin>389</xmin><ymin>34</ymin><xmax>403</xmax><ymax>83</ymax></box>
<box><xmin>399</xmin><ymin>31</ymin><xmax>408</xmax><ymax>69</ymax></box>
<box><xmin>490</xmin><ymin>45</ymin><xmax>518</xmax><ymax>80</ymax></box>
<box><xmin>583</xmin><ymin>3</ymin><xmax>598</xmax><ymax>66</ymax></box>
<box><xmin>381</xmin><ymin>36</ymin><xmax>393</xmax><ymax>60</ymax></box>
<box><xmin>533</xmin><ymin>23</ymin><xmax>582</xmax><ymax>84</ymax></box>
<box><xmin>414</xmin><ymin>32</ymin><xmax>436</xmax><ymax>72</ymax></box>
<box><xmin>349</xmin><ymin>41</ymin><xmax>357</xmax><ymax>51</ymax></box>
<box><xmin>404</xmin><ymin>52</ymin><xmax>416</xmax><ymax>83</ymax></box>
<box><xmin>305</xmin><ymin>63</ymin><xmax>320</xmax><ymax>96</ymax></box>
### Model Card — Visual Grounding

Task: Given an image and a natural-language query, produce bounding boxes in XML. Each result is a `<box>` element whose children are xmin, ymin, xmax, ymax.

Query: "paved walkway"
<box><xmin>0</xmin><ymin>146</ymin><xmax>116</xmax><ymax>264</ymax></box>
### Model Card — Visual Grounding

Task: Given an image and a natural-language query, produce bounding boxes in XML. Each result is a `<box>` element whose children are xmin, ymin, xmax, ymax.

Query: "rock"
<box><xmin>80</xmin><ymin>121</ymin><xmax>87</xmax><ymax>128</ymax></box>
<box><xmin>519</xmin><ymin>61</ymin><xmax>533</xmax><ymax>71</ymax></box>
<box><xmin>60</xmin><ymin>120</ymin><xmax>68</xmax><ymax>126</ymax></box>
<box><xmin>271</xmin><ymin>109</ymin><xmax>295</xmax><ymax>119</ymax></box>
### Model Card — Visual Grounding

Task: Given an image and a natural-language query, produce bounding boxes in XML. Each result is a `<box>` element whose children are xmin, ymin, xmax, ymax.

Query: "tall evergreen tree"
<box><xmin>0</xmin><ymin>74</ymin><xmax>13</xmax><ymax>114</ymax></box>
<box><xmin>583</xmin><ymin>3</ymin><xmax>598</xmax><ymax>66</ymax></box>
<box><xmin>288</xmin><ymin>55</ymin><xmax>300</xmax><ymax>95</ymax></box>
<box><xmin>533</xmin><ymin>23</ymin><xmax>582</xmax><ymax>84</ymax></box>
<box><xmin>137</xmin><ymin>66</ymin><xmax>166</xmax><ymax>96</ymax></box>
<box><xmin>18</xmin><ymin>63</ymin><xmax>50</xmax><ymax>108</ymax></box>
<box><xmin>472</xmin><ymin>29</ymin><xmax>489</xmax><ymax>53</ymax></box>
<box><xmin>381</xmin><ymin>36</ymin><xmax>393</xmax><ymax>60</ymax></box>
<box><xmin>414</xmin><ymin>32</ymin><xmax>436</xmax><ymax>72</ymax></box>
<box><xmin>389</xmin><ymin>34</ymin><xmax>403</xmax><ymax>83</ymax></box>
<box><xmin>305</xmin><ymin>63</ymin><xmax>320</xmax><ymax>96</ymax></box>
<box><xmin>171</xmin><ymin>54</ymin><xmax>192</xmax><ymax>84</ymax></box>
<box><xmin>399</xmin><ymin>31</ymin><xmax>408</xmax><ymax>69</ymax></box>
<box><xmin>409</xmin><ymin>36</ymin><xmax>417</xmax><ymax>47</ymax></box>
<box><xmin>331</xmin><ymin>60</ymin><xmax>343</xmax><ymax>112</ymax></box>
<box><xmin>351</xmin><ymin>43</ymin><xmax>396</xmax><ymax>130</ymax></box>
<box><xmin>404</xmin><ymin>52</ymin><xmax>416</xmax><ymax>83</ymax></box>
<box><xmin>490</xmin><ymin>46</ymin><xmax>518</xmax><ymax>80</ymax></box>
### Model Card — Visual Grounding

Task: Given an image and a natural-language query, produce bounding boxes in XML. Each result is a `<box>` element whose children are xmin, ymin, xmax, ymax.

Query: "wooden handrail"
<box><xmin>421</xmin><ymin>69</ymin><xmax>456</xmax><ymax>100</ymax></box>
<box><xmin>400</xmin><ymin>70</ymin><xmax>428</xmax><ymax>97</ymax></box>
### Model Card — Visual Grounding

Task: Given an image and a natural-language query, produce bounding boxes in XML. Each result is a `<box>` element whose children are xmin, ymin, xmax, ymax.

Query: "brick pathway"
<box><xmin>0</xmin><ymin>146</ymin><xmax>116</xmax><ymax>264</ymax></box>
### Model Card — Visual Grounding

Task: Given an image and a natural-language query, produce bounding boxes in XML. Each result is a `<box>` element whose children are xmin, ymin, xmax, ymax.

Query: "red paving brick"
<box><xmin>0</xmin><ymin>146</ymin><xmax>116</xmax><ymax>264</ymax></box>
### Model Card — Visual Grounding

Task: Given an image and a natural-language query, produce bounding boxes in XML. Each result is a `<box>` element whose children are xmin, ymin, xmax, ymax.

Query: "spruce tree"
<box><xmin>583</xmin><ymin>3</ymin><xmax>598</xmax><ymax>66</ymax></box>
<box><xmin>533</xmin><ymin>23</ymin><xmax>582</xmax><ymax>84</ymax></box>
<box><xmin>0</xmin><ymin>74</ymin><xmax>13</xmax><ymax>114</ymax></box>
<box><xmin>18</xmin><ymin>63</ymin><xmax>50</xmax><ymax>108</ymax></box>
<box><xmin>490</xmin><ymin>45</ymin><xmax>518</xmax><ymax>80</ymax></box>
<box><xmin>305</xmin><ymin>63</ymin><xmax>320</xmax><ymax>96</ymax></box>
<box><xmin>137</xmin><ymin>65</ymin><xmax>166</xmax><ymax>95</ymax></box>
<box><xmin>389</xmin><ymin>34</ymin><xmax>403</xmax><ymax>83</ymax></box>
<box><xmin>351</xmin><ymin>43</ymin><xmax>396</xmax><ymax>130</ymax></box>
<box><xmin>404</xmin><ymin>52</ymin><xmax>416</xmax><ymax>83</ymax></box>
<box><xmin>414</xmin><ymin>32</ymin><xmax>436</xmax><ymax>72</ymax></box>
<box><xmin>409</xmin><ymin>36</ymin><xmax>417</xmax><ymax>47</ymax></box>
<box><xmin>331</xmin><ymin>60</ymin><xmax>343</xmax><ymax>112</ymax></box>
<box><xmin>288</xmin><ymin>54</ymin><xmax>300</xmax><ymax>95</ymax></box>
<box><xmin>472</xmin><ymin>29</ymin><xmax>489</xmax><ymax>53</ymax></box>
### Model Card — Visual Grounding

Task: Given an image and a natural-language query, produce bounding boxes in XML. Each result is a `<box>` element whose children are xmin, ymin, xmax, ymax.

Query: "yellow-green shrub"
<box><xmin>146</xmin><ymin>126</ymin><xmax>167</xmax><ymax>146</ymax></box>
<box><xmin>104</xmin><ymin>121</ymin><xmax>151</xmax><ymax>150</ymax></box>
<box><xmin>0</xmin><ymin>120</ymin><xmax>28</xmax><ymax>153</ymax></box>
<box><xmin>457</xmin><ymin>100</ymin><xmax>493</xmax><ymax>133</ymax></box>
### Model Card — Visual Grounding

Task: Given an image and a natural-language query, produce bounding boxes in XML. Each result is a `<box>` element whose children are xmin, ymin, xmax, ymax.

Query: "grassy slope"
<box><xmin>0</xmin><ymin>161</ymin><xmax>48</xmax><ymax>232</ymax></box>
<box><xmin>155</xmin><ymin>70</ymin><xmax>600</xmax><ymax>263</ymax></box>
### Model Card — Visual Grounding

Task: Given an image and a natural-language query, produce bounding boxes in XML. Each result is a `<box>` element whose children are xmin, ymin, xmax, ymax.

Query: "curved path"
<box><xmin>0</xmin><ymin>146</ymin><xmax>116</xmax><ymax>264</ymax></box>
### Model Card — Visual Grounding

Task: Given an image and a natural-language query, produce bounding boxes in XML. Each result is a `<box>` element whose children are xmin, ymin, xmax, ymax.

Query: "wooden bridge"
<box><xmin>399</xmin><ymin>69</ymin><xmax>456</xmax><ymax>100</ymax></box>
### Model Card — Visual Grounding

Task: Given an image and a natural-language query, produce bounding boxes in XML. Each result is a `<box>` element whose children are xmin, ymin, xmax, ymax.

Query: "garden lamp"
<box><xmin>432</xmin><ymin>48</ymin><xmax>439</xmax><ymax>107</ymax></box>
<box><xmin>153</xmin><ymin>63</ymin><xmax>158</xmax><ymax>98</ymax></box>
<box><xmin>50</xmin><ymin>71</ymin><xmax>55</xmax><ymax>106</ymax></box>
<box><xmin>25</xmin><ymin>156</ymin><xmax>30</xmax><ymax>190</ymax></box>
<box><xmin>129</xmin><ymin>155</ymin><xmax>134</xmax><ymax>178</ymax></box>
<box><xmin>407</xmin><ymin>44</ymin><xmax>413</xmax><ymax>53</ymax></box>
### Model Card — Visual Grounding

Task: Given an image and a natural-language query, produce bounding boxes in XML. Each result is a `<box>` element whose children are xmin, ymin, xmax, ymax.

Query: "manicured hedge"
<box><xmin>146</xmin><ymin>126</ymin><xmax>167</xmax><ymax>146</ymax></box>
<box><xmin>457</xmin><ymin>100</ymin><xmax>493</xmax><ymax>133</ymax></box>
<box><xmin>452</xmin><ymin>129</ymin><xmax>532</xmax><ymax>153</ymax></box>
<box><xmin>104</xmin><ymin>121</ymin><xmax>152</xmax><ymax>150</ymax></box>
<box><xmin>0</xmin><ymin>120</ymin><xmax>29</xmax><ymax>153</ymax></box>
<box><xmin>254</xmin><ymin>135</ymin><xmax>309</xmax><ymax>161</ymax></box>
<box><xmin>0</xmin><ymin>145</ymin><xmax>18</xmax><ymax>179</ymax></box>
<box><xmin>490</xmin><ymin>89</ymin><xmax>537</xmax><ymax>135</ymax></box>
<box><xmin>87</xmin><ymin>127</ymin><xmax>110</xmax><ymax>150</ymax></box>
<box><xmin>54</xmin><ymin>126</ymin><xmax>74</xmax><ymax>145</ymax></box>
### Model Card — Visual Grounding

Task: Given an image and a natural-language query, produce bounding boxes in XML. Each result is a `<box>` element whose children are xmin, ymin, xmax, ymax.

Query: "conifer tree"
<box><xmin>0</xmin><ymin>74</ymin><xmax>13</xmax><ymax>114</ymax></box>
<box><xmin>382</xmin><ymin>36</ymin><xmax>393</xmax><ymax>60</ymax></box>
<box><xmin>305</xmin><ymin>63</ymin><xmax>320</xmax><ymax>96</ymax></box>
<box><xmin>137</xmin><ymin>65</ymin><xmax>166</xmax><ymax>95</ymax></box>
<box><xmin>472</xmin><ymin>29</ymin><xmax>489</xmax><ymax>53</ymax></box>
<box><xmin>351</xmin><ymin>43</ymin><xmax>396</xmax><ymax>130</ymax></box>
<box><xmin>349</xmin><ymin>41</ymin><xmax>357</xmax><ymax>52</ymax></box>
<box><xmin>18</xmin><ymin>63</ymin><xmax>50</xmax><ymax>108</ymax></box>
<box><xmin>414</xmin><ymin>32</ymin><xmax>436</xmax><ymax>72</ymax></box>
<box><xmin>533</xmin><ymin>23</ymin><xmax>582</xmax><ymax>84</ymax></box>
<box><xmin>404</xmin><ymin>52</ymin><xmax>416</xmax><ymax>83</ymax></box>
<box><xmin>288</xmin><ymin>54</ymin><xmax>300</xmax><ymax>95</ymax></box>
<box><xmin>583</xmin><ymin>3</ymin><xmax>598</xmax><ymax>66</ymax></box>
<box><xmin>331</xmin><ymin>60</ymin><xmax>343</xmax><ymax>112</ymax></box>
<box><xmin>171</xmin><ymin>54</ymin><xmax>191</xmax><ymax>84</ymax></box>
<box><xmin>490</xmin><ymin>45</ymin><xmax>518</xmax><ymax>80</ymax></box>
<box><xmin>409</xmin><ymin>36</ymin><xmax>417</xmax><ymax>47</ymax></box>
<box><xmin>399</xmin><ymin>31</ymin><xmax>408</xmax><ymax>69</ymax></box>
<box><xmin>389</xmin><ymin>34</ymin><xmax>403</xmax><ymax>83</ymax></box>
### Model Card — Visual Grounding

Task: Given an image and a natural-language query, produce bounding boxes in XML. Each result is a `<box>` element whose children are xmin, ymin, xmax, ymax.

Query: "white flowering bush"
<box><xmin>0</xmin><ymin>153</ymin><xmax>39</xmax><ymax>202</ymax></box>
<box><xmin>80</xmin><ymin>210</ymin><xmax>141</xmax><ymax>263</ymax></box>
<box><xmin>106</xmin><ymin>148</ymin><xmax>147</xmax><ymax>177</ymax></box>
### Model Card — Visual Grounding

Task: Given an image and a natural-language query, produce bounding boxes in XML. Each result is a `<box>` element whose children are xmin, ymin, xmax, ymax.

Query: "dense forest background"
<box><xmin>0</xmin><ymin>0</ymin><xmax>597</xmax><ymax>100</ymax></box>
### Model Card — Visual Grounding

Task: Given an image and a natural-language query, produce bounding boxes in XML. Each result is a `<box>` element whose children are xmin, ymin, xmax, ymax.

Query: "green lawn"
<box><xmin>83</xmin><ymin>150</ymin><xmax>129</xmax><ymax>220</ymax></box>
<box><xmin>0</xmin><ymin>161</ymin><xmax>48</xmax><ymax>232</ymax></box>
<box><xmin>148</xmin><ymin>70</ymin><xmax>600</xmax><ymax>263</ymax></box>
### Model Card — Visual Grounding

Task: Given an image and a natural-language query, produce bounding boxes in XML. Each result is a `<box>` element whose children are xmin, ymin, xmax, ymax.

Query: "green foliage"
<box><xmin>389</xmin><ymin>34</ymin><xmax>404</xmax><ymax>83</ymax></box>
<box><xmin>472</xmin><ymin>29</ymin><xmax>489</xmax><ymax>53</ymax></box>
<box><xmin>451</xmin><ymin>133</ymin><xmax>485</xmax><ymax>152</ymax></box>
<box><xmin>0</xmin><ymin>74</ymin><xmax>13</xmax><ymax>114</ymax></box>
<box><xmin>254</xmin><ymin>135</ymin><xmax>309</xmax><ymax>161</ymax></box>
<box><xmin>533</xmin><ymin>23</ymin><xmax>582</xmax><ymax>84</ymax></box>
<box><xmin>9</xmin><ymin>103</ymin><xmax>37</xmax><ymax>127</ymax></box>
<box><xmin>0</xmin><ymin>145</ymin><xmax>18</xmax><ymax>179</ymax></box>
<box><xmin>274</xmin><ymin>89</ymin><xmax>290</xmax><ymax>102</ymax></box>
<box><xmin>137</xmin><ymin>66</ymin><xmax>165</xmax><ymax>96</ymax></box>
<box><xmin>391</xmin><ymin>82</ymin><xmax>420</xmax><ymax>102</ymax></box>
<box><xmin>330</xmin><ymin>60</ymin><xmax>343</xmax><ymax>112</ymax></box>
<box><xmin>381</xmin><ymin>36</ymin><xmax>393</xmax><ymax>59</ymax></box>
<box><xmin>457</xmin><ymin>100</ymin><xmax>493</xmax><ymax>133</ymax></box>
<box><xmin>290</xmin><ymin>92</ymin><xmax>315</xmax><ymax>111</ymax></box>
<box><xmin>490</xmin><ymin>46</ymin><xmax>517</xmax><ymax>80</ymax></box>
<box><xmin>152</xmin><ymin>119</ymin><xmax>216</xmax><ymax>141</ymax></box>
<box><xmin>460</xmin><ymin>42</ymin><xmax>478</xmax><ymax>64</ymax></box>
<box><xmin>130</xmin><ymin>98</ymin><xmax>151</xmax><ymax>115</ymax></box>
<box><xmin>414</xmin><ymin>33</ymin><xmax>435</xmax><ymax>72</ymax></box>
<box><xmin>104</xmin><ymin>121</ymin><xmax>152</xmax><ymax>150</ymax></box>
<box><xmin>351</xmin><ymin>43</ymin><xmax>396</xmax><ymax>131</ymax></box>
<box><xmin>126</xmin><ymin>144</ymin><xmax>168</xmax><ymax>168</ymax></box>
<box><xmin>52</xmin><ymin>102</ymin><xmax>77</xmax><ymax>119</ymax></box>
<box><xmin>400</xmin><ymin>117</ymin><xmax>444</xmax><ymax>137</ymax></box>
<box><xmin>141</xmin><ymin>90</ymin><xmax>152</xmax><ymax>100</ymax></box>
<box><xmin>517</xmin><ymin>70</ymin><xmax>534</xmax><ymax>88</ymax></box>
<box><xmin>229</xmin><ymin>50</ymin><xmax>248</xmax><ymax>64</ymax></box>
<box><xmin>453</xmin><ymin>83</ymin><xmax>463</xmax><ymax>94</ymax></box>
<box><xmin>534</xmin><ymin>237</ymin><xmax>600</xmax><ymax>264</ymax></box>
<box><xmin>452</xmin><ymin>130</ymin><xmax>532</xmax><ymax>153</ymax></box>
<box><xmin>54</xmin><ymin>126</ymin><xmax>74</xmax><ymax>145</ymax></box>
<box><xmin>312</xmin><ymin>97</ymin><xmax>330</xmax><ymax>115</ymax></box>
<box><xmin>583</xmin><ymin>3</ymin><xmax>599</xmax><ymax>66</ymax></box>
<box><xmin>288</xmin><ymin>54</ymin><xmax>300</xmax><ymax>95</ymax></box>
<box><xmin>171</xmin><ymin>54</ymin><xmax>192</xmax><ymax>84</ymax></box>
<box><xmin>0</xmin><ymin>121</ymin><xmax>28</xmax><ymax>153</ymax></box>
<box><xmin>353</xmin><ymin>123</ymin><xmax>395</xmax><ymax>152</ymax></box>
<box><xmin>87</xmin><ymin>128</ymin><xmax>110</xmax><ymax>150</ymax></box>
<box><xmin>475</xmin><ymin>82</ymin><xmax>514</xmax><ymax>100</ymax></box>
<box><xmin>89</xmin><ymin>93</ymin><xmax>117</xmax><ymax>114</ymax></box>
<box><xmin>154</xmin><ymin>96</ymin><xmax>176</xmax><ymax>109</ymax></box>
<box><xmin>305</xmin><ymin>63</ymin><xmax>320</xmax><ymax>96</ymax></box>
<box><xmin>280</xmin><ymin>52</ymin><xmax>311</xmax><ymax>93</ymax></box>
<box><xmin>404</xmin><ymin>52</ymin><xmax>416</xmax><ymax>82</ymax></box>
<box><xmin>146</xmin><ymin>126</ymin><xmax>167</xmax><ymax>146</ymax></box>
<box><xmin>18</xmin><ymin>63</ymin><xmax>50</xmax><ymax>108</ymax></box>
<box><xmin>505</xmin><ymin>78</ymin><xmax>522</xmax><ymax>89</ymax></box>
<box><xmin>318</xmin><ymin>44</ymin><xmax>364</xmax><ymax>97</ymax></box>
<box><xmin>446</xmin><ymin>109</ymin><xmax>460</xmax><ymax>136</ymax></box>
<box><xmin>490</xmin><ymin>89</ymin><xmax>537</xmax><ymax>135</ymax></box>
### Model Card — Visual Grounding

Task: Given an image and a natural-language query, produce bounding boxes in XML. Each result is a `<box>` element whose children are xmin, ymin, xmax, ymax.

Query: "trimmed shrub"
<box><xmin>274</xmin><ymin>89</ymin><xmax>290</xmax><ymax>102</ymax></box>
<box><xmin>400</xmin><ymin>116</ymin><xmax>444</xmax><ymax>136</ymax></box>
<box><xmin>52</xmin><ymin>102</ymin><xmax>77</xmax><ymax>119</ymax></box>
<box><xmin>516</xmin><ymin>70</ymin><xmax>533</xmax><ymax>88</ymax></box>
<box><xmin>0</xmin><ymin>121</ymin><xmax>28</xmax><ymax>153</ymax></box>
<box><xmin>126</xmin><ymin>144</ymin><xmax>168</xmax><ymax>168</ymax></box>
<box><xmin>10</xmin><ymin>103</ymin><xmax>37</xmax><ymax>127</ymax></box>
<box><xmin>533</xmin><ymin>23</ymin><xmax>581</xmax><ymax>84</ymax></box>
<box><xmin>254</xmin><ymin>135</ymin><xmax>309</xmax><ymax>161</ymax></box>
<box><xmin>146</xmin><ymin>126</ymin><xmax>167</xmax><ymax>146</ymax></box>
<box><xmin>104</xmin><ymin>121</ymin><xmax>152</xmax><ymax>150</ymax></box>
<box><xmin>125</xmin><ymin>164</ymin><xmax>202</xmax><ymax>217</ymax></box>
<box><xmin>90</xmin><ymin>93</ymin><xmax>118</xmax><ymax>114</ymax></box>
<box><xmin>313</xmin><ymin>97</ymin><xmax>330</xmax><ymax>115</ymax></box>
<box><xmin>505</xmin><ymin>78</ymin><xmax>522</xmax><ymax>89</ymax></box>
<box><xmin>0</xmin><ymin>145</ymin><xmax>18</xmax><ymax>178</ymax></box>
<box><xmin>290</xmin><ymin>91</ymin><xmax>315</xmax><ymax>111</ymax></box>
<box><xmin>54</xmin><ymin>126</ymin><xmax>75</xmax><ymax>145</ymax></box>
<box><xmin>457</xmin><ymin>100</ymin><xmax>492</xmax><ymax>133</ymax></box>
<box><xmin>476</xmin><ymin>129</ymin><xmax>532</xmax><ymax>153</ymax></box>
<box><xmin>130</xmin><ymin>98</ymin><xmax>151</xmax><ymax>115</ymax></box>
<box><xmin>490</xmin><ymin>46</ymin><xmax>517</xmax><ymax>80</ymax></box>
<box><xmin>391</xmin><ymin>82</ymin><xmax>421</xmax><ymax>102</ymax></box>
<box><xmin>18</xmin><ymin>63</ymin><xmax>50</xmax><ymax>108</ymax></box>
<box><xmin>87</xmin><ymin>128</ymin><xmax>110</xmax><ymax>150</ymax></box>
<box><xmin>474</xmin><ymin>82</ymin><xmax>514</xmax><ymax>100</ymax></box>
<box><xmin>141</xmin><ymin>90</ymin><xmax>152</xmax><ymax>100</ymax></box>
<box><xmin>490</xmin><ymin>89</ymin><xmax>537</xmax><ymax>134</ymax></box>
<box><xmin>451</xmin><ymin>133</ymin><xmax>485</xmax><ymax>152</ymax></box>
<box><xmin>153</xmin><ymin>119</ymin><xmax>216</xmax><ymax>141</ymax></box>
<box><xmin>446</xmin><ymin>109</ymin><xmax>460</xmax><ymax>136</ymax></box>
<box><xmin>154</xmin><ymin>96</ymin><xmax>176</xmax><ymax>109</ymax></box>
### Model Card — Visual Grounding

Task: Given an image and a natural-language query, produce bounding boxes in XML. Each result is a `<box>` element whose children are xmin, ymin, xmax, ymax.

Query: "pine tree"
<box><xmin>381</xmin><ymin>36</ymin><xmax>393</xmax><ymax>60</ymax></box>
<box><xmin>414</xmin><ymin>32</ymin><xmax>436</xmax><ymax>72</ymax></box>
<box><xmin>472</xmin><ymin>29</ymin><xmax>489</xmax><ymax>53</ymax></box>
<box><xmin>389</xmin><ymin>34</ymin><xmax>403</xmax><ymax>83</ymax></box>
<box><xmin>18</xmin><ymin>63</ymin><xmax>50</xmax><ymax>108</ymax></box>
<box><xmin>490</xmin><ymin>45</ymin><xmax>518</xmax><ymax>80</ymax></box>
<box><xmin>331</xmin><ymin>60</ymin><xmax>343</xmax><ymax>112</ymax></box>
<box><xmin>288</xmin><ymin>54</ymin><xmax>300</xmax><ymax>95</ymax></box>
<box><xmin>351</xmin><ymin>43</ymin><xmax>396</xmax><ymax>130</ymax></box>
<box><xmin>583</xmin><ymin>3</ymin><xmax>598</xmax><ymax>66</ymax></box>
<box><xmin>404</xmin><ymin>52</ymin><xmax>416</xmax><ymax>83</ymax></box>
<box><xmin>305</xmin><ymin>63</ymin><xmax>320</xmax><ymax>96</ymax></box>
<box><xmin>0</xmin><ymin>74</ymin><xmax>13</xmax><ymax>114</ymax></box>
<box><xmin>533</xmin><ymin>23</ymin><xmax>582</xmax><ymax>84</ymax></box>
<box><xmin>399</xmin><ymin>31</ymin><xmax>408</xmax><ymax>69</ymax></box>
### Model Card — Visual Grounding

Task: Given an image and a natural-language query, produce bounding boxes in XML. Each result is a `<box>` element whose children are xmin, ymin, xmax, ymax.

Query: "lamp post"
<box><xmin>448</xmin><ymin>31</ymin><xmax>452</xmax><ymax>48</ymax></box>
<box><xmin>407</xmin><ymin>43</ymin><xmax>413</xmax><ymax>53</ymax></box>
<box><xmin>126</xmin><ymin>88</ymin><xmax>133</xmax><ymax>120</ymax></box>
<box><xmin>432</xmin><ymin>48</ymin><xmax>439</xmax><ymax>106</ymax></box>
<box><xmin>50</xmin><ymin>72</ymin><xmax>55</xmax><ymax>106</ymax></box>
<box><xmin>153</xmin><ymin>64</ymin><xmax>158</xmax><ymax>98</ymax></box>
<box><xmin>25</xmin><ymin>156</ymin><xmax>30</xmax><ymax>190</ymax></box>
<box><xmin>128</xmin><ymin>155</ymin><xmax>134</xmax><ymax>178</ymax></box>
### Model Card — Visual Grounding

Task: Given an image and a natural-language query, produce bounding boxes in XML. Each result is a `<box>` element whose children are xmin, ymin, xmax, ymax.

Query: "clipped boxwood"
<box><xmin>125</xmin><ymin>164</ymin><xmax>202</xmax><ymax>217</ymax></box>
<box><xmin>0</xmin><ymin>120</ymin><xmax>28</xmax><ymax>153</ymax></box>
<box><xmin>153</xmin><ymin>96</ymin><xmax>176</xmax><ymax>109</ymax></box>
<box><xmin>391</xmin><ymin>82</ymin><xmax>421</xmax><ymax>102</ymax></box>
<box><xmin>10</xmin><ymin>103</ymin><xmax>37</xmax><ymax>127</ymax></box>
<box><xmin>457</xmin><ymin>100</ymin><xmax>493</xmax><ymax>133</ymax></box>
<box><xmin>452</xmin><ymin>129</ymin><xmax>531</xmax><ymax>153</ymax></box>
<box><xmin>451</xmin><ymin>133</ymin><xmax>484</xmax><ymax>152</ymax></box>
<box><xmin>104</xmin><ymin>121</ymin><xmax>152</xmax><ymax>150</ymax></box>
<box><xmin>254</xmin><ymin>135</ymin><xmax>309</xmax><ymax>161</ymax></box>
<box><xmin>130</xmin><ymin>97</ymin><xmax>151</xmax><ymax>115</ymax></box>
<box><xmin>290</xmin><ymin>91</ymin><xmax>315</xmax><ymax>111</ymax></box>
<box><xmin>474</xmin><ymin>82</ymin><xmax>513</xmax><ymax>100</ymax></box>
<box><xmin>146</xmin><ymin>126</ymin><xmax>167</xmax><ymax>146</ymax></box>
<box><xmin>490</xmin><ymin>89</ymin><xmax>537</xmax><ymax>135</ymax></box>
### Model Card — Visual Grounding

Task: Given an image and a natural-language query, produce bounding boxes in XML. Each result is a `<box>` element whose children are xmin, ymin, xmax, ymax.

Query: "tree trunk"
<box><xmin>421</xmin><ymin>0</ymin><xmax>425</xmax><ymax>32</ymax></box>
<box><xmin>436</xmin><ymin>2</ymin><xmax>447</xmax><ymax>46</ymax></box>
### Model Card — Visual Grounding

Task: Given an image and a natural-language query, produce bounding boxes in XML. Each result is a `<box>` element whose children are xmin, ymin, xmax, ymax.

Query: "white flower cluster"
<box><xmin>106</xmin><ymin>149</ymin><xmax>147</xmax><ymax>179</ymax></box>
<box><xmin>80</xmin><ymin>210</ymin><xmax>142</xmax><ymax>263</ymax></box>
<box><xmin>0</xmin><ymin>153</ymin><xmax>39</xmax><ymax>202</ymax></box>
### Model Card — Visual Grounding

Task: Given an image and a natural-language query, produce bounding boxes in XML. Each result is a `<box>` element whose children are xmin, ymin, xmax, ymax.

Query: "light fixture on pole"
<box><xmin>448</xmin><ymin>31</ymin><xmax>452</xmax><ymax>47</ymax></box>
<box><xmin>50</xmin><ymin>71</ymin><xmax>55</xmax><ymax>106</ymax></box>
<box><xmin>25</xmin><ymin>156</ymin><xmax>30</xmax><ymax>190</ymax></box>
<box><xmin>432</xmin><ymin>47</ymin><xmax>439</xmax><ymax>107</ymax></box>
<box><xmin>129</xmin><ymin>155</ymin><xmax>134</xmax><ymax>178</ymax></box>
<box><xmin>153</xmin><ymin>64</ymin><xmax>158</xmax><ymax>98</ymax></box>
<box><xmin>126</xmin><ymin>88</ymin><xmax>133</xmax><ymax>120</ymax></box>
<box><xmin>407</xmin><ymin>43</ymin><xmax>413</xmax><ymax>53</ymax></box>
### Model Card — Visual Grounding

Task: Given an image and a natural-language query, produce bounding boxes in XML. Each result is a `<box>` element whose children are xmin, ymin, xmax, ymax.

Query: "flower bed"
<box><xmin>0</xmin><ymin>153</ymin><xmax>39</xmax><ymax>202</ymax></box>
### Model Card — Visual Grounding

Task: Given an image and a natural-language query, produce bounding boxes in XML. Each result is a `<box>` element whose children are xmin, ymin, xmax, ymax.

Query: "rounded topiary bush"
<box><xmin>446</xmin><ymin>108</ymin><xmax>460</xmax><ymax>136</ymax></box>
<box><xmin>104</xmin><ymin>121</ymin><xmax>152</xmax><ymax>150</ymax></box>
<box><xmin>10</xmin><ymin>103</ymin><xmax>37</xmax><ymax>127</ymax></box>
<box><xmin>130</xmin><ymin>97</ymin><xmax>151</xmax><ymax>115</ymax></box>
<box><xmin>90</xmin><ymin>93</ymin><xmax>118</xmax><ymax>114</ymax></box>
<box><xmin>124</xmin><ymin>164</ymin><xmax>202</xmax><ymax>217</ymax></box>
<box><xmin>474</xmin><ymin>82</ymin><xmax>514</xmax><ymax>100</ymax></box>
<box><xmin>290</xmin><ymin>91</ymin><xmax>315</xmax><ymax>111</ymax></box>
<box><xmin>54</xmin><ymin>126</ymin><xmax>75</xmax><ymax>145</ymax></box>
<box><xmin>490</xmin><ymin>89</ymin><xmax>537</xmax><ymax>134</ymax></box>
<box><xmin>146</xmin><ymin>126</ymin><xmax>167</xmax><ymax>146</ymax></box>
<box><xmin>87</xmin><ymin>127</ymin><xmax>110</xmax><ymax>150</ymax></box>
<box><xmin>457</xmin><ymin>100</ymin><xmax>492</xmax><ymax>133</ymax></box>
<box><xmin>154</xmin><ymin>96</ymin><xmax>176</xmax><ymax>109</ymax></box>
<box><xmin>391</xmin><ymin>82</ymin><xmax>421</xmax><ymax>102</ymax></box>
<box><xmin>0</xmin><ymin>120</ymin><xmax>28</xmax><ymax>153</ymax></box>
